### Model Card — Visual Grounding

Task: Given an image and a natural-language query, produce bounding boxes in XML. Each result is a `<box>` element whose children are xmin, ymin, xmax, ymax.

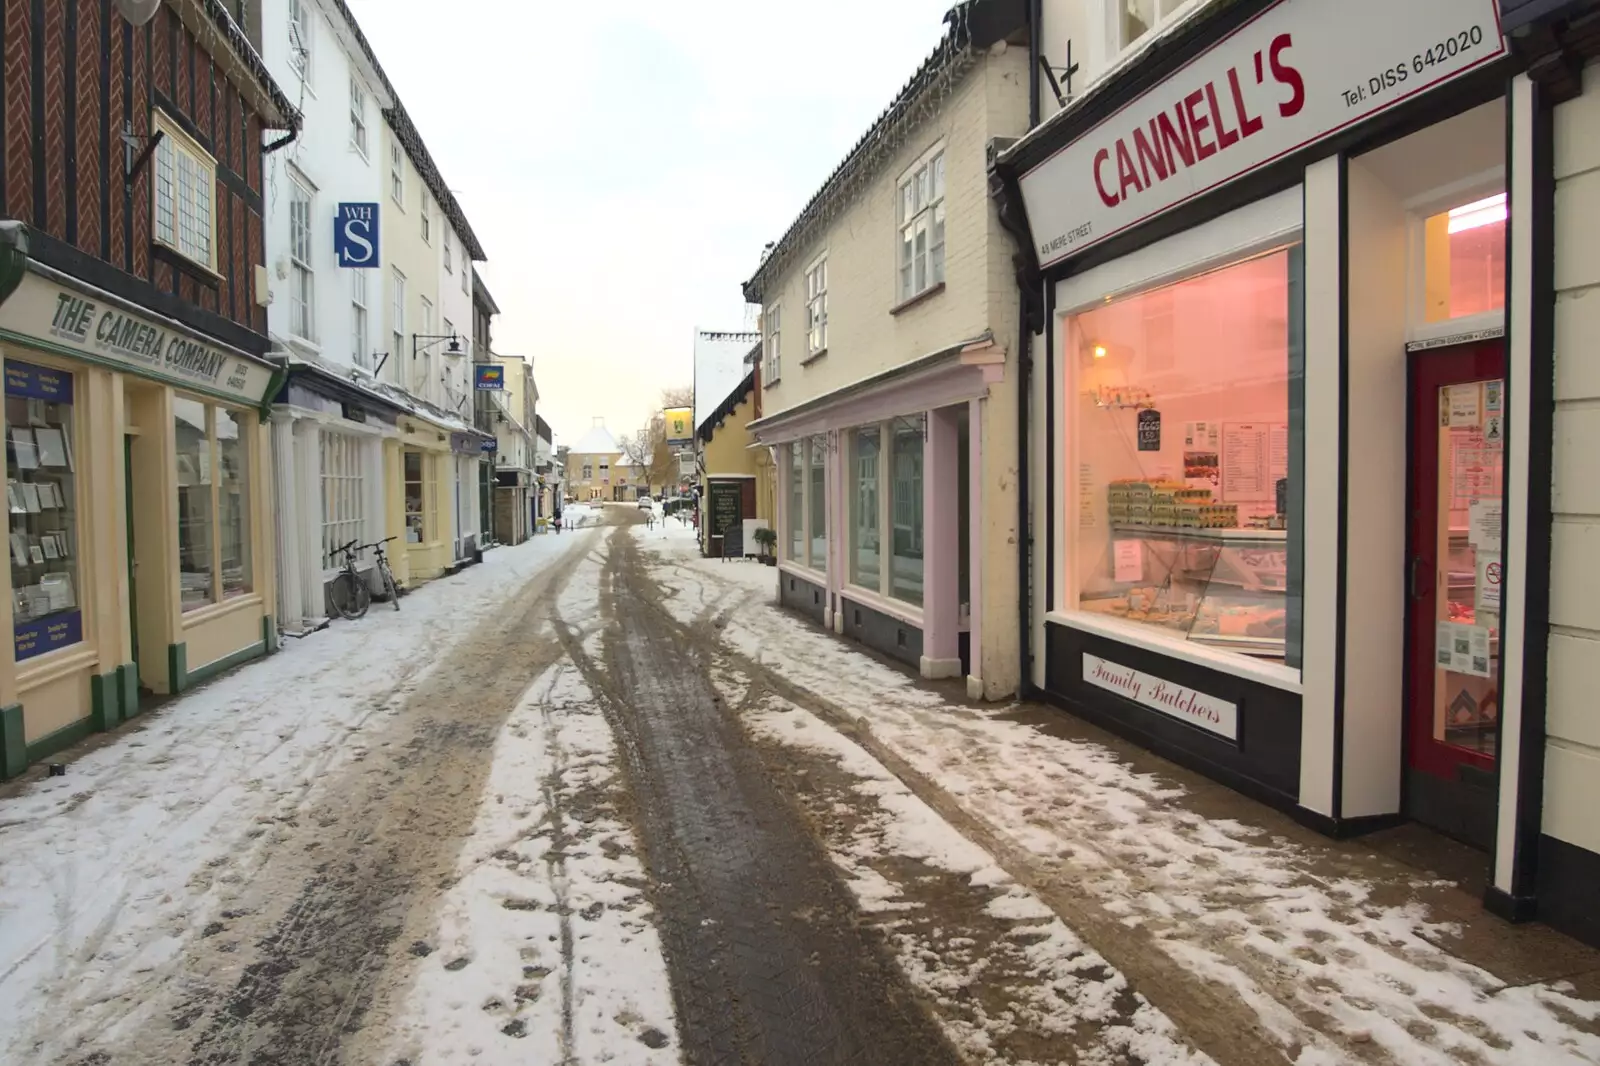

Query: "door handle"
<box><xmin>1409</xmin><ymin>556</ymin><xmax>1426</xmax><ymax>601</ymax></box>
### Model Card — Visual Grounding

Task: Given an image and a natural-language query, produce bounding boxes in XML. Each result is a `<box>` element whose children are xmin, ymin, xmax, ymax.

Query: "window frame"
<box><xmin>390</xmin><ymin>141</ymin><xmax>405</xmax><ymax>206</ymax></box>
<box><xmin>896</xmin><ymin>143</ymin><xmax>947</xmax><ymax>304</ymax></box>
<box><xmin>804</xmin><ymin>255</ymin><xmax>828</xmax><ymax>358</ymax></box>
<box><xmin>1106</xmin><ymin>0</ymin><xmax>1193</xmax><ymax>61</ymax></box>
<box><xmin>390</xmin><ymin>267</ymin><xmax>406</xmax><ymax>381</ymax></box>
<box><xmin>151</xmin><ymin>110</ymin><xmax>219</xmax><ymax>274</ymax></box>
<box><xmin>288</xmin><ymin>0</ymin><xmax>313</xmax><ymax>85</ymax></box>
<box><xmin>287</xmin><ymin>169</ymin><xmax>316</xmax><ymax>344</ymax></box>
<box><xmin>764</xmin><ymin>304</ymin><xmax>782</xmax><ymax>384</ymax></box>
<box><xmin>349</xmin><ymin>73</ymin><xmax>368</xmax><ymax>158</ymax></box>
<box><xmin>420</xmin><ymin>191</ymin><xmax>432</xmax><ymax>244</ymax></box>
<box><xmin>350</xmin><ymin>269</ymin><xmax>369</xmax><ymax>369</ymax></box>
<box><xmin>443</xmin><ymin>230</ymin><xmax>453</xmax><ymax>273</ymax></box>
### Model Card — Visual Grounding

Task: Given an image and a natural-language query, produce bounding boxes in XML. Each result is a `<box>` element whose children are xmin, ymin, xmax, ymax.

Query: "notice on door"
<box><xmin>1476</xmin><ymin>556</ymin><xmax>1502</xmax><ymax>615</ymax></box>
<box><xmin>1468</xmin><ymin>499</ymin><xmax>1502</xmax><ymax>552</ymax></box>
<box><xmin>1436</xmin><ymin>621</ymin><xmax>1493</xmax><ymax>678</ymax></box>
<box><xmin>1446</xmin><ymin>383</ymin><xmax>1482</xmax><ymax>428</ymax></box>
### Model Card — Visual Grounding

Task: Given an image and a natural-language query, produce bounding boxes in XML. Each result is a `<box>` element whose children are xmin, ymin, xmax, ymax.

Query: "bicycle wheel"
<box><xmin>329</xmin><ymin>569</ymin><xmax>370</xmax><ymax>620</ymax></box>
<box><xmin>381</xmin><ymin>562</ymin><xmax>401</xmax><ymax>611</ymax></box>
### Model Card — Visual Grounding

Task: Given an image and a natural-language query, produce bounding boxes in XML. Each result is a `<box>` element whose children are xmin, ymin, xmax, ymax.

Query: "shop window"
<box><xmin>890</xmin><ymin>416</ymin><xmax>924</xmax><ymax>605</ymax></box>
<box><xmin>320</xmin><ymin>432</ymin><xmax>365</xmax><ymax>566</ymax></box>
<box><xmin>1068</xmin><ymin>246</ymin><xmax>1302</xmax><ymax>663</ymax></box>
<box><xmin>849</xmin><ymin>427</ymin><xmax>880</xmax><ymax>589</ymax></box>
<box><xmin>808</xmin><ymin>435</ymin><xmax>827</xmax><ymax>572</ymax></box>
<box><xmin>6</xmin><ymin>361</ymin><xmax>81</xmax><ymax>661</ymax></box>
<box><xmin>898</xmin><ymin>148</ymin><xmax>945</xmax><ymax>303</ymax></box>
<box><xmin>404</xmin><ymin>449</ymin><xmax>426</xmax><ymax>543</ymax></box>
<box><xmin>787</xmin><ymin>442</ymin><xmax>804</xmax><ymax>562</ymax></box>
<box><xmin>1423</xmin><ymin>193</ymin><xmax>1506</xmax><ymax>323</ymax></box>
<box><xmin>175</xmin><ymin>398</ymin><xmax>214</xmax><ymax>609</ymax></box>
<box><xmin>175</xmin><ymin>399</ymin><xmax>254</xmax><ymax>610</ymax></box>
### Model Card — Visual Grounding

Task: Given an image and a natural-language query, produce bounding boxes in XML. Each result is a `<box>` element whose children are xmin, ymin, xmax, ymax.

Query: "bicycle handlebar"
<box><xmin>329</xmin><ymin>539</ymin><xmax>359</xmax><ymax>561</ymax></box>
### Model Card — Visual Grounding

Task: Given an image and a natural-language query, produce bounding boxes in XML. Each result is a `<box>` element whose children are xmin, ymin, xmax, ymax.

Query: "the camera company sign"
<box><xmin>1082</xmin><ymin>653</ymin><xmax>1238</xmax><ymax>740</ymax></box>
<box><xmin>0</xmin><ymin>273</ymin><xmax>268</xmax><ymax>403</ymax></box>
<box><xmin>1019</xmin><ymin>0</ymin><xmax>1505</xmax><ymax>266</ymax></box>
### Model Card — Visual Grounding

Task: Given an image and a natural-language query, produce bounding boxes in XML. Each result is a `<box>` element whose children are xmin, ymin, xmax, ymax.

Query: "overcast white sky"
<box><xmin>347</xmin><ymin>0</ymin><xmax>959</xmax><ymax>447</ymax></box>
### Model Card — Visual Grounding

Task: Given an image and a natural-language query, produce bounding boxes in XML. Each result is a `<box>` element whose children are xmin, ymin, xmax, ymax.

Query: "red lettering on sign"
<box><xmin>1093</xmin><ymin>147</ymin><xmax>1118</xmax><ymax>207</ymax></box>
<box><xmin>1084</xmin><ymin>33</ymin><xmax>1304</xmax><ymax>214</ymax></box>
<box><xmin>1269</xmin><ymin>33</ymin><xmax>1304</xmax><ymax>116</ymax></box>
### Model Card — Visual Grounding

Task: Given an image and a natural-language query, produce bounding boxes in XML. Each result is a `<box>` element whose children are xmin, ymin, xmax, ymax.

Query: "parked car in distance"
<box><xmin>637</xmin><ymin>497</ymin><xmax>653</xmax><ymax>509</ymax></box>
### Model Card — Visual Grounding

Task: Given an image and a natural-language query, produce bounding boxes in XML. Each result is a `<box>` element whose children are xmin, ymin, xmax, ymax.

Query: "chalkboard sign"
<box><xmin>721</xmin><ymin>524</ymin><xmax>744</xmax><ymax>560</ymax></box>
<box><xmin>708</xmin><ymin>480</ymin><xmax>742</xmax><ymax>535</ymax></box>
<box><xmin>1137</xmin><ymin>409</ymin><xmax>1161</xmax><ymax>451</ymax></box>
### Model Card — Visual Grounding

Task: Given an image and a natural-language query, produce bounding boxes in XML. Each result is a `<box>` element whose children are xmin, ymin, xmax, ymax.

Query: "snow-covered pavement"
<box><xmin>633</xmin><ymin>520</ymin><xmax>1600</xmax><ymax>1066</ymax></box>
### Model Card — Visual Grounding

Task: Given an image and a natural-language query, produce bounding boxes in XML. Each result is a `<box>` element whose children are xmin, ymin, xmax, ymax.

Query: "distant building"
<box><xmin>567</xmin><ymin>420</ymin><xmax>625</xmax><ymax>501</ymax></box>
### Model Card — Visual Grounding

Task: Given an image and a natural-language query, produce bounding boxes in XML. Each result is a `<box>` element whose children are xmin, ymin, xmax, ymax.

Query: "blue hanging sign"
<box><xmin>5</xmin><ymin>359</ymin><xmax>74</xmax><ymax>402</ymax></box>
<box><xmin>474</xmin><ymin>364</ymin><xmax>505</xmax><ymax>390</ymax></box>
<box><xmin>480</xmin><ymin>438</ymin><xmax>498</xmax><ymax>453</ymax></box>
<box><xmin>334</xmin><ymin>203</ymin><xmax>380</xmax><ymax>267</ymax></box>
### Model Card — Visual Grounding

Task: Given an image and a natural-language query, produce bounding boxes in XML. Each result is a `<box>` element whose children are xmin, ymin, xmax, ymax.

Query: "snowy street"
<box><xmin>1</xmin><ymin>504</ymin><xmax>1597</xmax><ymax>1066</ymax></box>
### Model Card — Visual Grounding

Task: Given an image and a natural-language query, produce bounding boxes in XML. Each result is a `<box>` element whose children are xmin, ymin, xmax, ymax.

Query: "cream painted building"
<box><xmin>744</xmin><ymin>0</ymin><xmax>1030</xmax><ymax>698</ymax></box>
<box><xmin>490</xmin><ymin>354</ymin><xmax>537</xmax><ymax>544</ymax></box>
<box><xmin>379</xmin><ymin>106</ymin><xmax>489</xmax><ymax>584</ymax></box>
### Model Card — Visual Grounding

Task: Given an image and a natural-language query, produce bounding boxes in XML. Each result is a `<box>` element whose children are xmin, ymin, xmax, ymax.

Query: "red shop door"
<box><xmin>1404</xmin><ymin>341</ymin><xmax>1505</xmax><ymax>849</ymax></box>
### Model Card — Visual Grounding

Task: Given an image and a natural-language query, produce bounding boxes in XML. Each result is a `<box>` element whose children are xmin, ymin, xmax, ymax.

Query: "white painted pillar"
<box><xmin>922</xmin><ymin>406</ymin><xmax>961</xmax><ymax>678</ymax></box>
<box><xmin>293</xmin><ymin>419</ymin><xmax>324</xmax><ymax>622</ymax></box>
<box><xmin>271</xmin><ymin>410</ymin><xmax>302</xmax><ymax>630</ymax></box>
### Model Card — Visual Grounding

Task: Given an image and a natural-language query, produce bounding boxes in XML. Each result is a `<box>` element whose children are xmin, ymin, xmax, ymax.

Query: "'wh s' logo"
<box><xmin>335</xmin><ymin>203</ymin><xmax>380</xmax><ymax>267</ymax></box>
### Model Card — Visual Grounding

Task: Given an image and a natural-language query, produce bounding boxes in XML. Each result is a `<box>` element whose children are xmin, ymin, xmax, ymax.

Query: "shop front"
<box><xmin>755</xmin><ymin>339</ymin><xmax>1007</xmax><ymax>685</ymax></box>
<box><xmin>997</xmin><ymin>0</ymin><xmax>1521</xmax><ymax>845</ymax></box>
<box><xmin>269</xmin><ymin>363</ymin><xmax>403</xmax><ymax>634</ymax></box>
<box><xmin>449</xmin><ymin>433</ymin><xmax>485</xmax><ymax>569</ymax></box>
<box><xmin>0</xmin><ymin>262</ymin><xmax>280</xmax><ymax>778</ymax></box>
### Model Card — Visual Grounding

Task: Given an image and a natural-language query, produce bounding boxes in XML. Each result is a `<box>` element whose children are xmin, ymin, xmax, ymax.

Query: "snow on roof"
<box><xmin>570</xmin><ymin>423</ymin><xmax>622</xmax><ymax>455</ymax></box>
<box><xmin>694</xmin><ymin>329</ymin><xmax>760</xmax><ymax>429</ymax></box>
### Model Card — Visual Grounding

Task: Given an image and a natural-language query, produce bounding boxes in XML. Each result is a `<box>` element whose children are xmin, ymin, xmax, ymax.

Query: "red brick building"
<box><xmin>0</xmin><ymin>0</ymin><xmax>299</xmax><ymax>781</ymax></box>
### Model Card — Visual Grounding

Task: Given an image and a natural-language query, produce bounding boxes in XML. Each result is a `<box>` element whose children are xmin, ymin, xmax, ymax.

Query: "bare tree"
<box><xmin>661</xmin><ymin>385</ymin><xmax>694</xmax><ymax>410</ymax></box>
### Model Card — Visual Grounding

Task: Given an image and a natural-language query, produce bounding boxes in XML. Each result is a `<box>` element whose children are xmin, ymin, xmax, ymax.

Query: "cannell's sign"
<box><xmin>1019</xmin><ymin>0</ymin><xmax>1505</xmax><ymax>266</ymax></box>
<box><xmin>0</xmin><ymin>273</ymin><xmax>271</xmax><ymax>404</ymax></box>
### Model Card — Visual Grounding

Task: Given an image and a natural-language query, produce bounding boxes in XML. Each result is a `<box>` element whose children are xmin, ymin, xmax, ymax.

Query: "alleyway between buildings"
<box><xmin>1</xmin><ymin>505</ymin><xmax>1598</xmax><ymax>1066</ymax></box>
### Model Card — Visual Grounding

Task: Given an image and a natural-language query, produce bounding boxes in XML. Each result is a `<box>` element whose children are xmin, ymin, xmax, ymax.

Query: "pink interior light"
<box><xmin>1447</xmin><ymin>193</ymin><xmax>1507</xmax><ymax>234</ymax></box>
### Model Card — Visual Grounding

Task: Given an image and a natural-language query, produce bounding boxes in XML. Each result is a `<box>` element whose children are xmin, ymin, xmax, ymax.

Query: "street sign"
<box><xmin>334</xmin><ymin>203</ymin><xmax>380</xmax><ymax>267</ymax></box>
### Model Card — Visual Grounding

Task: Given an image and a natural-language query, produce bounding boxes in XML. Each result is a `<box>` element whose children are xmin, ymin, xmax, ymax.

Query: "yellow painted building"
<box><xmin>0</xmin><ymin>263</ymin><xmax>282</xmax><ymax>779</ymax></box>
<box><xmin>697</xmin><ymin>370</ymin><xmax>774</xmax><ymax>556</ymax></box>
<box><xmin>566</xmin><ymin>420</ymin><xmax>626</xmax><ymax>501</ymax></box>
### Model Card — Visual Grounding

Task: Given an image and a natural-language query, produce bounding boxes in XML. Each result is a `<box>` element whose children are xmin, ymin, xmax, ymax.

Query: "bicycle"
<box><xmin>328</xmin><ymin>539</ymin><xmax>370</xmax><ymax>620</ymax></box>
<box><xmin>368</xmin><ymin>536</ymin><xmax>402</xmax><ymax>611</ymax></box>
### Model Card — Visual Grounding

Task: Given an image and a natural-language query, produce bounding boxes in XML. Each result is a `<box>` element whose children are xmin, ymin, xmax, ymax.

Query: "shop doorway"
<box><xmin>1404</xmin><ymin>340</ymin><xmax>1505</xmax><ymax>850</ymax></box>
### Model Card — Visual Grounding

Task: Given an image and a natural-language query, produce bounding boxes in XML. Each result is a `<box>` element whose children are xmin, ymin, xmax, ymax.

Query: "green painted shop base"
<box><xmin>1</xmin><ymin>617</ymin><xmax>278</xmax><ymax>780</ymax></box>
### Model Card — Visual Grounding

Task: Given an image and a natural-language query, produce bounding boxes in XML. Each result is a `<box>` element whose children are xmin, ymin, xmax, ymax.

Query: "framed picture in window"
<box><xmin>28</xmin><ymin>543</ymin><xmax>44</xmax><ymax>564</ymax></box>
<box><xmin>20</xmin><ymin>483</ymin><xmax>41</xmax><ymax>513</ymax></box>
<box><xmin>40</xmin><ymin>536</ymin><xmax>58</xmax><ymax>561</ymax></box>
<box><xmin>10</xmin><ymin>429</ymin><xmax>38</xmax><ymax>470</ymax></box>
<box><xmin>9</xmin><ymin>533</ymin><xmax>27</xmax><ymax>566</ymax></box>
<box><xmin>6</xmin><ymin>483</ymin><xmax>22</xmax><ymax>513</ymax></box>
<box><xmin>34</xmin><ymin>427</ymin><xmax>67</xmax><ymax>468</ymax></box>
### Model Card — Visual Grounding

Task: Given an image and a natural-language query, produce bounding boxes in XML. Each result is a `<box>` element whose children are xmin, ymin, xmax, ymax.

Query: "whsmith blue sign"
<box><xmin>334</xmin><ymin>203</ymin><xmax>380</xmax><ymax>267</ymax></box>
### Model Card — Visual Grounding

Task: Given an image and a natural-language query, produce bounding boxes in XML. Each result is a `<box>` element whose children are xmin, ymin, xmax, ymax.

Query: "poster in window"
<box><xmin>1183</xmin><ymin>422</ymin><xmax>1219</xmax><ymax>491</ymax></box>
<box><xmin>34</xmin><ymin>426</ymin><xmax>67</xmax><ymax>467</ymax></box>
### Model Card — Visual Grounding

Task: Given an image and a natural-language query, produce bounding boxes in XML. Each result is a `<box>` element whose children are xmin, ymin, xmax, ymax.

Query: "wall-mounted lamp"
<box><xmin>1092</xmin><ymin>344</ymin><xmax>1108</xmax><ymax>360</ymax></box>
